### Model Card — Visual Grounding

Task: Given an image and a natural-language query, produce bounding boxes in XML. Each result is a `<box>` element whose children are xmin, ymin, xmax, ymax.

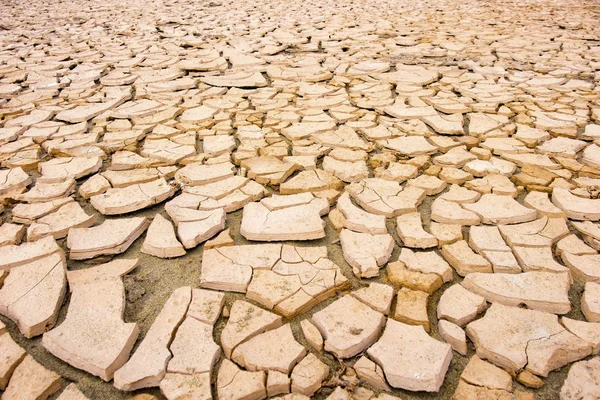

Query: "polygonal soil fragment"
<box><xmin>452</xmin><ymin>381</ymin><xmax>527</xmax><ymax>399</ymax></box>
<box><xmin>280</xmin><ymin>170</ymin><xmax>343</xmax><ymax>195</ymax></box>
<box><xmin>322</xmin><ymin>152</ymin><xmax>369</xmax><ymax>183</ymax></box>
<box><xmin>241</xmin><ymin>156</ymin><xmax>299</xmax><ymax>185</ymax></box>
<box><xmin>386</xmin><ymin>261</ymin><xmax>443</xmax><ymax>294</ymax></box>
<box><xmin>552</xmin><ymin>188</ymin><xmax>600</xmax><ymax>221</ymax></box>
<box><xmin>66</xmin><ymin>259</ymin><xmax>138</xmax><ymax>288</ymax></box>
<box><xmin>79</xmin><ymin>174</ymin><xmax>112</xmax><ymax>199</ymax></box>
<box><xmin>1</xmin><ymin>355</ymin><xmax>61</xmax><ymax>400</ymax></box>
<box><xmin>561</xmin><ymin>317</ymin><xmax>600</xmax><ymax>354</ymax></box>
<box><xmin>466</xmin><ymin>303</ymin><xmax>580</xmax><ymax>372</ymax></box>
<box><xmin>353</xmin><ymin>356</ymin><xmax>391</xmax><ymax>391</ymax></box>
<box><xmin>460</xmin><ymin>355</ymin><xmax>513</xmax><ymax>391</ymax></box>
<box><xmin>339</xmin><ymin>229</ymin><xmax>394</xmax><ymax>278</ymax></box>
<box><xmin>469</xmin><ymin>225</ymin><xmax>520</xmax><ymax>273</ymax></box>
<box><xmin>0</xmin><ymin>330</ymin><xmax>26</xmax><ymax>389</ymax></box>
<box><xmin>141</xmin><ymin>214</ymin><xmax>186</xmax><ymax>258</ymax></box>
<box><xmin>312</xmin><ymin>295</ymin><xmax>385</xmax><ymax>358</ymax></box>
<box><xmin>560</xmin><ymin>357</ymin><xmax>600</xmax><ymax>400</ymax></box>
<box><xmin>337</xmin><ymin>192</ymin><xmax>387</xmax><ymax>235</ymax></box>
<box><xmin>160</xmin><ymin>372</ymin><xmax>211</xmax><ymax>400</ymax></box>
<box><xmin>15</xmin><ymin>178</ymin><xmax>76</xmax><ymax>203</ymax></box>
<box><xmin>347</xmin><ymin>178</ymin><xmax>425</xmax><ymax>217</ymax></box>
<box><xmin>378</xmin><ymin>136</ymin><xmax>437</xmax><ymax>156</ymax></box>
<box><xmin>393</xmin><ymin>287</ymin><xmax>430</xmax><ymax>332</ymax></box>
<box><xmin>583</xmin><ymin>282</ymin><xmax>600</xmax><ymax>322</ymax></box>
<box><xmin>437</xmin><ymin>284</ymin><xmax>487</xmax><ymax>327</ymax></box>
<box><xmin>67</xmin><ymin>217</ymin><xmax>150</xmax><ymax>259</ymax></box>
<box><xmin>217</xmin><ymin>359</ymin><xmax>267</xmax><ymax>400</ymax></box>
<box><xmin>55</xmin><ymin>383</ymin><xmax>90</xmax><ymax>400</ymax></box>
<box><xmin>398</xmin><ymin>248</ymin><xmax>453</xmax><ymax>283</ymax></box>
<box><xmin>0</xmin><ymin>222</ymin><xmax>27</xmax><ymax>246</ymax></box>
<box><xmin>175</xmin><ymin>162</ymin><xmax>235</xmax><ymax>186</ymax></box>
<box><xmin>38</xmin><ymin>156</ymin><xmax>102</xmax><ymax>183</ymax></box>
<box><xmin>11</xmin><ymin>197</ymin><xmax>74</xmax><ymax>224</ymax></box>
<box><xmin>27</xmin><ymin>201</ymin><xmax>96</xmax><ymax>241</ymax></box>
<box><xmin>202</xmin><ymin>71</ymin><xmax>267</xmax><ymax>87</ymax></box>
<box><xmin>91</xmin><ymin>178</ymin><xmax>176</xmax><ymax>215</ymax></box>
<box><xmin>200</xmin><ymin>244</ymin><xmax>281</xmax><ymax>292</ymax></box>
<box><xmin>0</xmin><ymin>252</ymin><xmax>66</xmax><ymax>338</ymax></box>
<box><xmin>167</xmin><ymin>316</ymin><xmax>220</xmax><ymax>375</ymax></box>
<box><xmin>141</xmin><ymin>138</ymin><xmax>196</xmax><ymax>164</ymax></box>
<box><xmin>441</xmin><ymin>240</ymin><xmax>492</xmax><ymax>276</ymax></box>
<box><xmin>166</xmin><ymin>204</ymin><xmax>226</xmax><ymax>249</ymax></box>
<box><xmin>0</xmin><ymin>167</ymin><xmax>31</xmax><ymax>198</ymax></box>
<box><xmin>396</xmin><ymin>212</ymin><xmax>438</xmax><ymax>249</ymax></box>
<box><xmin>462</xmin><ymin>271</ymin><xmax>571</xmax><ymax>314</ymax></box>
<box><xmin>232</xmin><ymin>324</ymin><xmax>306</xmax><ymax>374</ymax></box>
<box><xmin>562</xmin><ymin>251</ymin><xmax>600</xmax><ymax>282</ymax></box>
<box><xmin>101</xmin><ymin>168</ymin><xmax>163</xmax><ymax>188</ymax></box>
<box><xmin>350</xmin><ymin>283</ymin><xmax>394</xmax><ymax>315</ymax></box>
<box><xmin>512</xmin><ymin>246</ymin><xmax>570</xmax><ymax>274</ymax></box>
<box><xmin>367</xmin><ymin>319</ymin><xmax>452</xmax><ymax>392</ymax></box>
<box><xmin>187</xmin><ymin>288</ymin><xmax>225</xmax><ymax>325</ymax></box>
<box><xmin>0</xmin><ymin>235</ymin><xmax>62</xmax><ymax>270</ymax></box>
<box><xmin>290</xmin><ymin>353</ymin><xmax>329</xmax><ymax>396</ymax></box>
<box><xmin>300</xmin><ymin>319</ymin><xmax>323</xmax><ymax>351</ymax></box>
<box><xmin>463</xmin><ymin>194</ymin><xmax>538</xmax><ymax>224</ymax></box>
<box><xmin>431</xmin><ymin>198</ymin><xmax>480</xmax><ymax>225</ymax></box>
<box><xmin>180</xmin><ymin>175</ymin><xmax>267</xmax><ymax>213</ymax></box>
<box><xmin>42</xmin><ymin>274</ymin><xmax>139</xmax><ymax>381</ymax></box>
<box><xmin>220</xmin><ymin>300</ymin><xmax>283</xmax><ymax>358</ymax></box>
<box><xmin>438</xmin><ymin>320</ymin><xmax>467</xmax><ymax>355</ymax></box>
<box><xmin>524</xmin><ymin>191</ymin><xmax>566</xmax><ymax>218</ymax></box>
<box><xmin>526</xmin><ymin>329</ymin><xmax>591</xmax><ymax>377</ymax></box>
<box><xmin>246</xmin><ymin>245</ymin><xmax>349</xmax><ymax>317</ymax></box>
<box><xmin>241</xmin><ymin>193</ymin><xmax>329</xmax><ymax>241</ymax></box>
<box><xmin>114</xmin><ymin>287</ymin><xmax>192</xmax><ymax>391</ymax></box>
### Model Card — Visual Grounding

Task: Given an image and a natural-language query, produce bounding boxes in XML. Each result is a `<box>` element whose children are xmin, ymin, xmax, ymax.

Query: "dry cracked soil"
<box><xmin>1</xmin><ymin>0</ymin><xmax>600</xmax><ymax>399</ymax></box>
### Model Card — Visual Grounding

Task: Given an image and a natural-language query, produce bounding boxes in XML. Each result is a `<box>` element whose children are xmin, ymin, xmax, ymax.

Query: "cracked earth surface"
<box><xmin>1</xmin><ymin>0</ymin><xmax>600</xmax><ymax>399</ymax></box>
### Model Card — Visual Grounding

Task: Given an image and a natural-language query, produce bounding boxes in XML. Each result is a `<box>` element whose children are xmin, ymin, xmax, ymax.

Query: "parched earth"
<box><xmin>1</xmin><ymin>0</ymin><xmax>600</xmax><ymax>398</ymax></box>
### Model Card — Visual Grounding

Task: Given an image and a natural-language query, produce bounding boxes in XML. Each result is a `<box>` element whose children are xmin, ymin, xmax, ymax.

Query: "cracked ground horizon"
<box><xmin>1</xmin><ymin>0</ymin><xmax>600</xmax><ymax>398</ymax></box>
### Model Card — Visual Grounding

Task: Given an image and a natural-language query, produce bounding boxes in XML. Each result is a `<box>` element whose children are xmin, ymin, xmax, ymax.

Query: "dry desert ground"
<box><xmin>1</xmin><ymin>0</ymin><xmax>600</xmax><ymax>399</ymax></box>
